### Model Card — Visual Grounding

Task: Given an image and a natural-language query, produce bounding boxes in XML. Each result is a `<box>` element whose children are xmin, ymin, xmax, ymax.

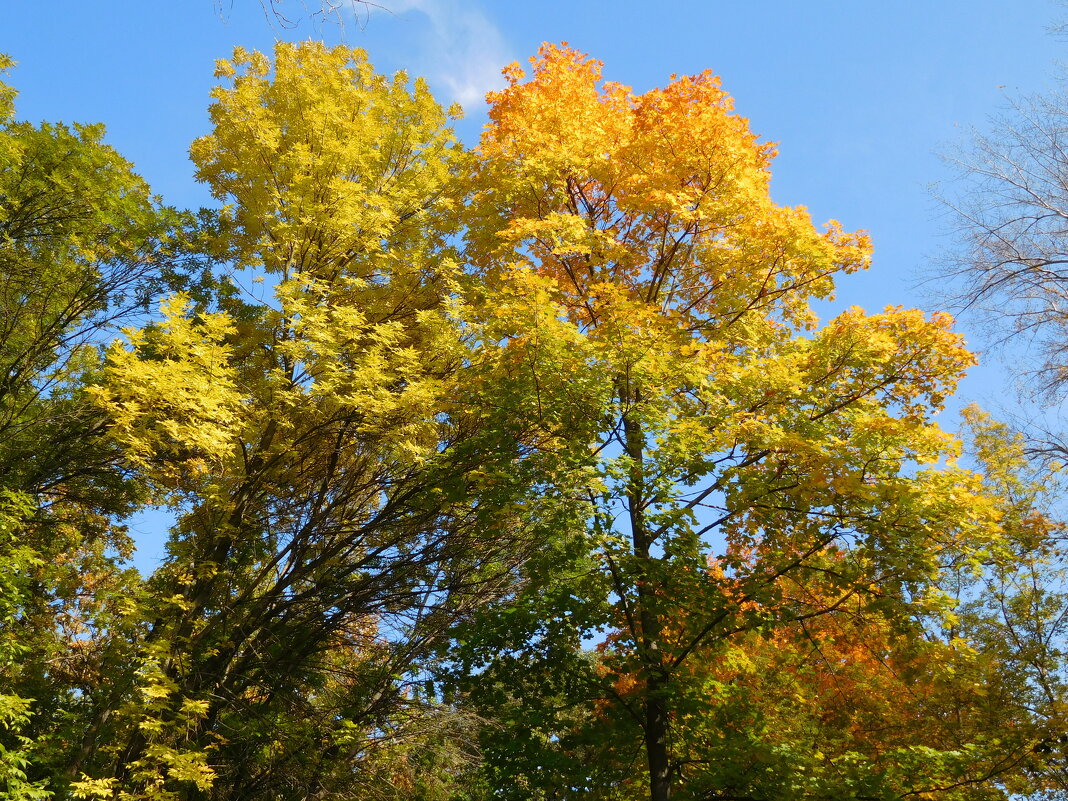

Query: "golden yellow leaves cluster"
<box><xmin>90</xmin><ymin>295</ymin><xmax>241</xmax><ymax>489</ymax></box>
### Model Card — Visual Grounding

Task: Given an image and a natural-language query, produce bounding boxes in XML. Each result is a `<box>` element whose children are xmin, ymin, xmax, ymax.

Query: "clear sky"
<box><xmin>5</xmin><ymin>0</ymin><xmax>1065</xmax><ymax>568</ymax></box>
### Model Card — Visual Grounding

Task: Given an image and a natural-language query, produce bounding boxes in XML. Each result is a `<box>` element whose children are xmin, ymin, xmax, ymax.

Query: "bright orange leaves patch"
<box><xmin>472</xmin><ymin>43</ymin><xmax>871</xmax><ymax>335</ymax></box>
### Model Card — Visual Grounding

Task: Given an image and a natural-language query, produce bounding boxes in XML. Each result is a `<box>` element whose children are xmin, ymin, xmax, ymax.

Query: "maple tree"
<box><xmin>448</xmin><ymin>44</ymin><xmax>1059</xmax><ymax>801</ymax></box>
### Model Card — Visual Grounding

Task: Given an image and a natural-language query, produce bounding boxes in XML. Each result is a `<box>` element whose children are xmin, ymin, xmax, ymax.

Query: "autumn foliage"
<box><xmin>0</xmin><ymin>41</ymin><xmax>1065</xmax><ymax>801</ymax></box>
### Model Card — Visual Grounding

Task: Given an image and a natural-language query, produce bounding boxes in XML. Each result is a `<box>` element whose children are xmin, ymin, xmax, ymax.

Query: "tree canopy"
<box><xmin>0</xmin><ymin>40</ymin><xmax>1066</xmax><ymax>801</ymax></box>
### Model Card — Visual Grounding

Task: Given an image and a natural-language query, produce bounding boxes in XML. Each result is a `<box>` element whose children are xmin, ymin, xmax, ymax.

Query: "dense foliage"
<box><xmin>2</xmin><ymin>42</ymin><xmax>1067</xmax><ymax>801</ymax></box>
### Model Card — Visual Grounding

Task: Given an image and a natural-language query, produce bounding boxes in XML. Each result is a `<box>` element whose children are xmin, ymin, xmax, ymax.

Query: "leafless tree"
<box><xmin>214</xmin><ymin>0</ymin><xmax>386</xmax><ymax>30</ymax></box>
<box><xmin>940</xmin><ymin>89</ymin><xmax>1068</xmax><ymax>405</ymax></box>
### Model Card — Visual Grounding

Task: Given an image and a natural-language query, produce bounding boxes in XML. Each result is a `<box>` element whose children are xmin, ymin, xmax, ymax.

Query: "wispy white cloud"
<box><xmin>369</xmin><ymin>0</ymin><xmax>513</xmax><ymax>110</ymax></box>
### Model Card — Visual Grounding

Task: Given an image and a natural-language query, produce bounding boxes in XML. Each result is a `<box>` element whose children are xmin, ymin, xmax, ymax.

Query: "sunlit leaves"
<box><xmin>90</xmin><ymin>295</ymin><xmax>242</xmax><ymax>490</ymax></box>
<box><xmin>191</xmin><ymin>41</ymin><xmax>461</xmax><ymax>278</ymax></box>
<box><xmin>2</xmin><ymin>37</ymin><xmax>1062</xmax><ymax>801</ymax></box>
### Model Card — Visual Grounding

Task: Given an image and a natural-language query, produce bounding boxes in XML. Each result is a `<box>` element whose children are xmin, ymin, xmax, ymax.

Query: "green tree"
<box><xmin>0</xmin><ymin>54</ymin><xmax>178</xmax><ymax>799</ymax></box>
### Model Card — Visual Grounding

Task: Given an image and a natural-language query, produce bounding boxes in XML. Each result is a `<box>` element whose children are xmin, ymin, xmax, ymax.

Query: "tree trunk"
<box><xmin>622</xmin><ymin>397</ymin><xmax>673</xmax><ymax>801</ymax></box>
<box><xmin>646</xmin><ymin>673</ymin><xmax>672</xmax><ymax>801</ymax></box>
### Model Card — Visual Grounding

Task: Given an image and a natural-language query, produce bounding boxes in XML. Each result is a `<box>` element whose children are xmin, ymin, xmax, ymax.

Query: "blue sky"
<box><xmin>6</xmin><ymin>2</ymin><xmax>1060</xmax><ymax>335</ymax></box>
<box><xmin>5</xmin><ymin>0</ymin><xmax>1065</xmax><ymax>568</ymax></box>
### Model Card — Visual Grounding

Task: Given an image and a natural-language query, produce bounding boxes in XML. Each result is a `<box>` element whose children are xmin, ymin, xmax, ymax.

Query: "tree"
<box><xmin>935</xmin><ymin>76</ymin><xmax>1068</xmax><ymax>798</ymax></box>
<box><xmin>71</xmin><ymin>42</ymin><xmax>539</xmax><ymax>800</ymax></box>
<box><xmin>216</xmin><ymin>1</ymin><xmax>383</xmax><ymax>30</ymax></box>
<box><xmin>447</xmin><ymin>44</ymin><xmax>1034</xmax><ymax>801</ymax></box>
<box><xmin>949</xmin><ymin>406</ymin><xmax>1068</xmax><ymax>800</ymax></box>
<box><xmin>0</xmin><ymin>54</ymin><xmax>181</xmax><ymax>800</ymax></box>
<box><xmin>941</xmin><ymin>88</ymin><xmax>1068</xmax><ymax>407</ymax></box>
